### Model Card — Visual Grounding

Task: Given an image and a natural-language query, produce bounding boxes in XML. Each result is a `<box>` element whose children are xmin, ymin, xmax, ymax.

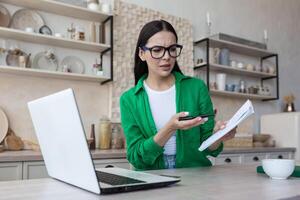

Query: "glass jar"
<box><xmin>74</xmin><ymin>26</ymin><xmax>85</xmax><ymax>41</ymax></box>
<box><xmin>239</xmin><ymin>80</ymin><xmax>246</xmax><ymax>93</ymax></box>
<box><xmin>111</xmin><ymin>126</ymin><xmax>123</xmax><ymax>149</ymax></box>
<box><xmin>98</xmin><ymin>116</ymin><xmax>111</xmax><ymax>149</ymax></box>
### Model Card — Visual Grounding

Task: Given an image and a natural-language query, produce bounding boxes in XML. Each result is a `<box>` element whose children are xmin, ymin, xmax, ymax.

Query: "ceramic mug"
<box><xmin>237</xmin><ymin>62</ymin><xmax>244</xmax><ymax>69</ymax></box>
<box><xmin>268</xmin><ymin>66</ymin><xmax>275</xmax><ymax>74</ymax></box>
<box><xmin>230</xmin><ymin>60</ymin><xmax>237</xmax><ymax>68</ymax></box>
<box><xmin>101</xmin><ymin>3</ymin><xmax>111</xmax><ymax>14</ymax></box>
<box><xmin>25</xmin><ymin>27</ymin><xmax>34</xmax><ymax>33</ymax></box>
<box><xmin>254</xmin><ymin>65</ymin><xmax>261</xmax><ymax>72</ymax></box>
<box><xmin>246</xmin><ymin>64</ymin><xmax>254</xmax><ymax>71</ymax></box>
<box><xmin>87</xmin><ymin>2</ymin><xmax>100</xmax><ymax>11</ymax></box>
<box><xmin>54</xmin><ymin>33</ymin><xmax>64</xmax><ymax>38</ymax></box>
<box><xmin>216</xmin><ymin>73</ymin><xmax>226</xmax><ymax>91</ymax></box>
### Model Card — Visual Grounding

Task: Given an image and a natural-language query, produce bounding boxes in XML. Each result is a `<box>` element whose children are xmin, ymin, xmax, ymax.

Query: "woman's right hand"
<box><xmin>167</xmin><ymin>112</ymin><xmax>207</xmax><ymax>131</ymax></box>
<box><xmin>154</xmin><ymin>112</ymin><xmax>207</xmax><ymax>147</ymax></box>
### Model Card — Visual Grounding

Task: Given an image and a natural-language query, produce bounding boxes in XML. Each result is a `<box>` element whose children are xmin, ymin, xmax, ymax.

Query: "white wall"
<box><xmin>0</xmin><ymin>3</ymin><xmax>110</xmax><ymax>141</ymax></box>
<box><xmin>122</xmin><ymin>0</ymin><xmax>300</xmax><ymax>132</ymax></box>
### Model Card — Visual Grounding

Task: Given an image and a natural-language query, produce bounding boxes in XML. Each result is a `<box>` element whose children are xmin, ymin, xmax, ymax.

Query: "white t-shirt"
<box><xmin>144</xmin><ymin>81</ymin><xmax>176</xmax><ymax>155</ymax></box>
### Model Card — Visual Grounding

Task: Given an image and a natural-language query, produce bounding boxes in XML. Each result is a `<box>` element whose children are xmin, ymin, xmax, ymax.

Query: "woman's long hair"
<box><xmin>134</xmin><ymin>20</ymin><xmax>183</xmax><ymax>85</ymax></box>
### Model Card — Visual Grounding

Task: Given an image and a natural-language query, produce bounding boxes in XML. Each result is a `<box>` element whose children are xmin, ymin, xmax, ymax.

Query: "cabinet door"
<box><xmin>242</xmin><ymin>153</ymin><xmax>266</xmax><ymax>165</ymax></box>
<box><xmin>215</xmin><ymin>155</ymin><xmax>241</xmax><ymax>165</ymax></box>
<box><xmin>0</xmin><ymin>162</ymin><xmax>23</xmax><ymax>181</ymax></box>
<box><xmin>23</xmin><ymin>161</ymin><xmax>49</xmax><ymax>179</ymax></box>
<box><xmin>93</xmin><ymin>159</ymin><xmax>131</xmax><ymax>169</ymax></box>
<box><xmin>267</xmin><ymin>152</ymin><xmax>291</xmax><ymax>159</ymax></box>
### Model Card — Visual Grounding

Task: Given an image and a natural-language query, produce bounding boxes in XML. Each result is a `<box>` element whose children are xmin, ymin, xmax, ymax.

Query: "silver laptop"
<box><xmin>27</xmin><ymin>88</ymin><xmax>180</xmax><ymax>194</ymax></box>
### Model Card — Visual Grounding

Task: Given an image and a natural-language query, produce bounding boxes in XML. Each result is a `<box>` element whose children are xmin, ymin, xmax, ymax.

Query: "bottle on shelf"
<box><xmin>74</xmin><ymin>26</ymin><xmax>85</xmax><ymax>41</ymax></box>
<box><xmin>67</xmin><ymin>23</ymin><xmax>75</xmax><ymax>40</ymax></box>
<box><xmin>89</xmin><ymin>123</ymin><xmax>96</xmax><ymax>150</ymax></box>
<box><xmin>89</xmin><ymin>22</ymin><xmax>96</xmax><ymax>43</ymax></box>
<box><xmin>111</xmin><ymin>125</ymin><xmax>124</xmax><ymax>149</ymax></box>
<box><xmin>98</xmin><ymin>116</ymin><xmax>111</xmax><ymax>149</ymax></box>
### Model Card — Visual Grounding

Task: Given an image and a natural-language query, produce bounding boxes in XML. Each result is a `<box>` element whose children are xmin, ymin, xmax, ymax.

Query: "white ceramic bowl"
<box><xmin>262</xmin><ymin>159</ymin><xmax>295</xmax><ymax>179</ymax></box>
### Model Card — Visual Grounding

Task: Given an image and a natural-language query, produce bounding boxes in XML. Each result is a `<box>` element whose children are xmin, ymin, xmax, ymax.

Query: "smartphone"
<box><xmin>179</xmin><ymin>114</ymin><xmax>215</xmax><ymax>121</ymax></box>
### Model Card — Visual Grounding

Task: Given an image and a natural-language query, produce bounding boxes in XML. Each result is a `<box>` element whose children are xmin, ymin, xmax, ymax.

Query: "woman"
<box><xmin>120</xmin><ymin>20</ymin><xmax>236</xmax><ymax>170</ymax></box>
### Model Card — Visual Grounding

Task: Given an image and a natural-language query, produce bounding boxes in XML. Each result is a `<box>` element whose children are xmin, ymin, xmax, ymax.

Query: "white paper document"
<box><xmin>199</xmin><ymin>100</ymin><xmax>255</xmax><ymax>151</ymax></box>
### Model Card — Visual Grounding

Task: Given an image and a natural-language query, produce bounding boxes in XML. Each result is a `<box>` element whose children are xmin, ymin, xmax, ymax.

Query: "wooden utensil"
<box><xmin>0</xmin><ymin>144</ymin><xmax>4</xmax><ymax>153</ymax></box>
<box><xmin>0</xmin><ymin>107</ymin><xmax>9</xmax><ymax>144</ymax></box>
<box><xmin>22</xmin><ymin>140</ymin><xmax>40</xmax><ymax>151</ymax></box>
<box><xmin>4</xmin><ymin>128</ymin><xmax>24</xmax><ymax>151</ymax></box>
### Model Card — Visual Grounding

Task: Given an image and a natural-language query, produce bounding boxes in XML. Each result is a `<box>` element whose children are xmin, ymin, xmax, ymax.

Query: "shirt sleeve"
<box><xmin>198</xmin><ymin>81</ymin><xmax>223</xmax><ymax>157</ymax></box>
<box><xmin>120</xmin><ymin>94</ymin><xmax>164</xmax><ymax>170</ymax></box>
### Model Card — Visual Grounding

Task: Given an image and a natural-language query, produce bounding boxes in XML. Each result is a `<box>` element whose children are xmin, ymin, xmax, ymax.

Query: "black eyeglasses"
<box><xmin>141</xmin><ymin>44</ymin><xmax>183</xmax><ymax>59</ymax></box>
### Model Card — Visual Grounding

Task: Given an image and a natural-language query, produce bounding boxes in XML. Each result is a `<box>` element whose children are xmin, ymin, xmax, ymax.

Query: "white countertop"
<box><xmin>0</xmin><ymin>165</ymin><xmax>299</xmax><ymax>200</ymax></box>
<box><xmin>0</xmin><ymin>147</ymin><xmax>295</xmax><ymax>162</ymax></box>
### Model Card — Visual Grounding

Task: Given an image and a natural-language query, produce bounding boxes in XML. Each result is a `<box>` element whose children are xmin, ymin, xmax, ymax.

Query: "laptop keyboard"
<box><xmin>96</xmin><ymin>171</ymin><xmax>146</xmax><ymax>186</ymax></box>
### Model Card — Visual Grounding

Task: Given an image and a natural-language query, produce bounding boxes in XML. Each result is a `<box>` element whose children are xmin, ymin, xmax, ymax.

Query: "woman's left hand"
<box><xmin>214</xmin><ymin>121</ymin><xmax>237</xmax><ymax>141</ymax></box>
<box><xmin>208</xmin><ymin>121</ymin><xmax>237</xmax><ymax>150</ymax></box>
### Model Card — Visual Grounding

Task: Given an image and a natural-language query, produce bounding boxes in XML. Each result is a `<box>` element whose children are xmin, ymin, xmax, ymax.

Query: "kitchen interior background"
<box><xmin>0</xmin><ymin>0</ymin><xmax>299</xmax><ymax>145</ymax></box>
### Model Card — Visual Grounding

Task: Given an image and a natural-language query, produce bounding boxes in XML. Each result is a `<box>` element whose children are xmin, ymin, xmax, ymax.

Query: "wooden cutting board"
<box><xmin>4</xmin><ymin>128</ymin><xmax>24</xmax><ymax>151</ymax></box>
<box><xmin>0</xmin><ymin>108</ymin><xmax>9</xmax><ymax>144</ymax></box>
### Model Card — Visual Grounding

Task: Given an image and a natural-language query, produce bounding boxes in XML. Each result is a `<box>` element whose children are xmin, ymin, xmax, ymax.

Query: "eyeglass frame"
<box><xmin>141</xmin><ymin>44</ymin><xmax>183</xmax><ymax>59</ymax></box>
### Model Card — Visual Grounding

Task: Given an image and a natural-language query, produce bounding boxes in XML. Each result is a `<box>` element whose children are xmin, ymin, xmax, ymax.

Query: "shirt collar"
<box><xmin>134</xmin><ymin>71</ymin><xmax>190</xmax><ymax>95</ymax></box>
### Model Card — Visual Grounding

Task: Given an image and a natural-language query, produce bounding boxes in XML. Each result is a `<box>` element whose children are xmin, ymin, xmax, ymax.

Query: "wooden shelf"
<box><xmin>195</xmin><ymin>38</ymin><xmax>276</xmax><ymax>57</ymax></box>
<box><xmin>0</xmin><ymin>65</ymin><xmax>109</xmax><ymax>83</ymax></box>
<box><xmin>210</xmin><ymin>89</ymin><xmax>275</xmax><ymax>100</ymax></box>
<box><xmin>0</xmin><ymin>27</ymin><xmax>110</xmax><ymax>52</ymax></box>
<box><xmin>194</xmin><ymin>63</ymin><xmax>277</xmax><ymax>78</ymax></box>
<box><xmin>0</xmin><ymin>0</ymin><xmax>112</xmax><ymax>21</ymax></box>
<box><xmin>194</xmin><ymin>62</ymin><xmax>207</xmax><ymax>69</ymax></box>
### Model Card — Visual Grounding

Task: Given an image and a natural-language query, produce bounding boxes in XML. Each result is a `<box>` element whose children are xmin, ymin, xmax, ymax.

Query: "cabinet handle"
<box><xmin>225</xmin><ymin>158</ymin><xmax>231</xmax><ymax>163</ymax></box>
<box><xmin>253</xmin><ymin>156</ymin><xmax>259</xmax><ymax>161</ymax></box>
<box><xmin>278</xmin><ymin>155</ymin><xmax>283</xmax><ymax>159</ymax></box>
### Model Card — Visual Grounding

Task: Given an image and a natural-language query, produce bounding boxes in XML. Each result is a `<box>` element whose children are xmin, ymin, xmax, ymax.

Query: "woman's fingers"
<box><xmin>220</xmin><ymin>126</ymin><xmax>237</xmax><ymax>141</ymax></box>
<box><xmin>213</xmin><ymin>120</ymin><xmax>229</xmax><ymax>132</ymax></box>
<box><xmin>179</xmin><ymin>117</ymin><xmax>206</xmax><ymax>130</ymax></box>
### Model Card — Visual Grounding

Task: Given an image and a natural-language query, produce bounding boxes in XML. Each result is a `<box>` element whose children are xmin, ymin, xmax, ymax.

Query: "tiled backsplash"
<box><xmin>111</xmin><ymin>0</ymin><xmax>194</xmax><ymax>121</ymax></box>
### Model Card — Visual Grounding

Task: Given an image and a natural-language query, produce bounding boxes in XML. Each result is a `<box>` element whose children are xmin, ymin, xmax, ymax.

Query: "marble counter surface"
<box><xmin>0</xmin><ymin>164</ymin><xmax>299</xmax><ymax>200</ymax></box>
<box><xmin>0</xmin><ymin>147</ymin><xmax>295</xmax><ymax>162</ymax></box>
<box><xmin>0</xmin><ymin>149</ymin><xmax>127</xmax><ymax>162</ymax></box>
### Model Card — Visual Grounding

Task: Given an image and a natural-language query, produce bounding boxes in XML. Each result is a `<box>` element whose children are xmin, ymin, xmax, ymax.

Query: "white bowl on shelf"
<box><xmin>262</xmin><ymin>159</ymin><xmax>295</xmax><ymax>180</ymax></box>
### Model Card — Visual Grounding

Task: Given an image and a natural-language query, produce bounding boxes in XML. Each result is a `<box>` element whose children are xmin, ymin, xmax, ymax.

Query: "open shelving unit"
<box><xmin>194</xmin><ymin>37</ymin><xmax>279</xmax><ymax>101</ymax></box>
<box><xmin>210</xmin><ymin>89</ymin><xmax>275</xmax><ymax>101</ymax></box>
<box><xmin>0</xmin><ymin>65</ymin><xmax>110</xmax><ymax>82</ymax></box>
<box><xmin>0</xmin><ymin>0</ymin><xmax>112</xmax><ymax>21</ymax></box>
<box><xmin>0</xmin><ymin>27</ymin><xmax>110</xmax><ymax>52</ymax></box>
<box><xmin>0</xmin><ymin>0</ymin><xmax>114</xmax><ymax>84</ymax></box>
<box><xmin>194</xmin><ymin>62</ymin><xmax>277</xmax><ymax>79</ymax></box>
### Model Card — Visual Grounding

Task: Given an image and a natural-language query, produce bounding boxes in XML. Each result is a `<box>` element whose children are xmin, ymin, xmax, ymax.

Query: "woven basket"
<box><xmin>224</xmin><ymin>134</ymin><xmax>253</xmax><ymax>148</ymax></box>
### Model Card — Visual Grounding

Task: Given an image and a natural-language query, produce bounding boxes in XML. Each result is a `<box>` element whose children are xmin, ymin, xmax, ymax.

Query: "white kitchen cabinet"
<box><xmin>93</xmin><ymin>159</ymin><xmax>131</xmax><ymax>169</ymax></box>
<box><xmin>0</xmin><ymin>0</ymin><xmax>113</xmax><ymax>84</ymax></box>
<box><xmin>0</xmin><ymin>159</ymin><xmax>131</xmax><ymax>181</ymax></box>
<box><xmin>23</xmin><ymin>161</ymin><xmax>48</xmax><ymax>179</ymax></box>
<box><xmin>213</xmin><ymin>150</ymin><xmax>294</xmax><ymax>166</ymax></box>
<box><xmin>19</xmin><ymin>159</ymin><xmax>131</xmax><ymax>180</ymax></box>
<box><xmin>266</xmin><ymin>152</ymin><xmax>292</xmax><ymax>159</ymax></box>
<box><xmin>241</xmin><ymin>153</ymin><xmax>266</xmax><ymax>165</ymax></box>
<box><xmin>261</xmin><ymin>112</ymin><xmax>300</xmax><ymax>160</ymax></box>
<box><xmin>0</xmin><ymin>162</ymin><xmax>23</xmax><ymax>181</ymax></box>
<box><xmin>215</xmin><ymin>154</ymin><xmax>242</xmax><ymax>165</ymax></box>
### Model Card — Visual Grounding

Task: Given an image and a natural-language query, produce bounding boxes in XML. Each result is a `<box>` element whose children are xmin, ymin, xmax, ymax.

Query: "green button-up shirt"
<box><xmin>120</xmin><ymin>71</ymin><xmax>223</xmax><ymax>170</ymax></box>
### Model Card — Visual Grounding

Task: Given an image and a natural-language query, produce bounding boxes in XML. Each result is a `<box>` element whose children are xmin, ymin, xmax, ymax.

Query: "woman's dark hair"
<box><xmin>134</xmin><ymin>20</ymin><xmax>183</xmax><ymax>85</ymax></box>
